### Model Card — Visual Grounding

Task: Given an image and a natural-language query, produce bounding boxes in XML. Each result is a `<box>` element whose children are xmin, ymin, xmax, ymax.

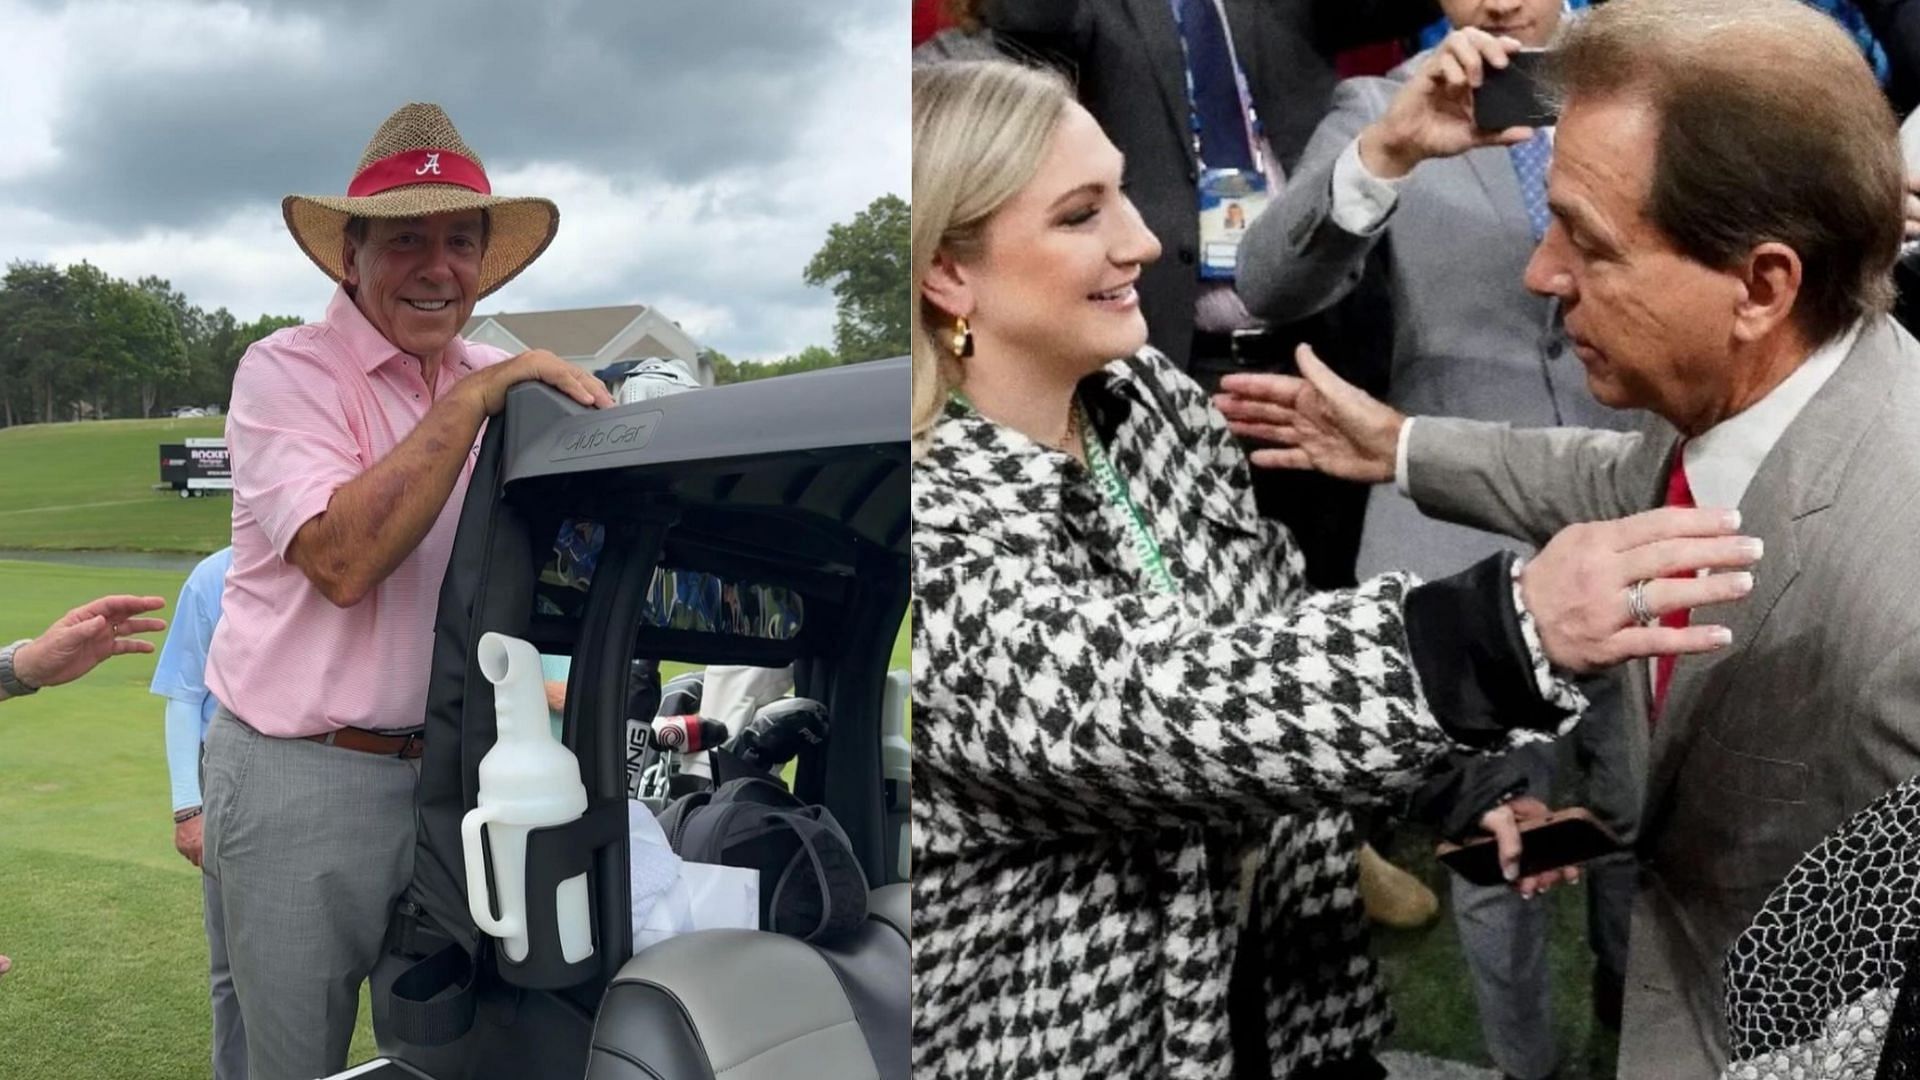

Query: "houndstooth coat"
<box><xmin>911</xmin><ymin>350</ymin><xmax>1551</xmax><ymax>1079</ymax></box>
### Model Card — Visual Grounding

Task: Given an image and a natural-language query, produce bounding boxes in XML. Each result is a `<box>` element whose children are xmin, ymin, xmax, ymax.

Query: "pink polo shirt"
<box><xmin>206</xmin><ymin>286</ymin><xmax>509</xmax><ymax>737</ymax></box>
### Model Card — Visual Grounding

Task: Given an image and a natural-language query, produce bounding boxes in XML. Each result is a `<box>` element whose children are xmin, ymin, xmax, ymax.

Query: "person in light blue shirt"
<box><xmin>149</xmin><ymin>546</ymin><xmax>246</xmax><ymax>1080</ymax></box>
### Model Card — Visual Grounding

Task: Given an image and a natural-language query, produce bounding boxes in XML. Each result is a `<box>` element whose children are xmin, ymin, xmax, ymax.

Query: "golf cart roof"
<box><xmin>494</xmin><ymin>357</ymin><xmax>909</xmax><ymax>559</ymax></box>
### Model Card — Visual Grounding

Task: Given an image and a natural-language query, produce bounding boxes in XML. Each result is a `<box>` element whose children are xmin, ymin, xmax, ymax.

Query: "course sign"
<box><xmin>159</xmin><ymin>437</ymin><xmax>232</xmax><ymax>497</ymax></box>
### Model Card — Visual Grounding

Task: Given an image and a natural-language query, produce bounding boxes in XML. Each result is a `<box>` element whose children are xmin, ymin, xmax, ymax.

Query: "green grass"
<box><xmin>1374</xmin><ymin>825</ymin><xmax>1620</xmax><ymax>1080</ymax></box>
<box><xmin>0</xmin><ymin>561</ymin><xmax>346</xmax><ymax>1080</ymax></box>
<box><xmin>0</xmin><ymin>417</ymin><xmax>233</xmax><ymax>553</ymax></box>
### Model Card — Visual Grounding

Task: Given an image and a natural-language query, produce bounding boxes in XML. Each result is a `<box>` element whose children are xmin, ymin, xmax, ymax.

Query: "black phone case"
<box><xmin>1437</xmin><ymin>813</ymin><xmax>1622</xmax><ymax>887</ymax></box>
<box><xmin>1474</xmin><ymin>51</ymin><xmax>1557</xmax><ymax>130</ymax></box>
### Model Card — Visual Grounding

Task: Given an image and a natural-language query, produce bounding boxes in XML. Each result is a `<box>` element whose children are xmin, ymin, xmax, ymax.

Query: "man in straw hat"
<box><xmin>199</xmin><ymin>102</ymin><xmax>612</xmax><ymax>1080</ymax></box>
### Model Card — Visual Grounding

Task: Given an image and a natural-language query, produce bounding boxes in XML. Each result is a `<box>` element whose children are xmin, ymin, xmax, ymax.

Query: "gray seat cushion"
<box><xmin>867</xmin><ymin>883</ymin><xmax>907</xmax><ymax>941</ymax></box>
<box><xmin>586</xmin><ymin>889</ymin><xmax>907</xmax><ymax>1080</ymax></box>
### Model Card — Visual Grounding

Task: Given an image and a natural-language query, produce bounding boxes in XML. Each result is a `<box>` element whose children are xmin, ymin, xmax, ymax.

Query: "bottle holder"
<box><xmin>489</xmin><ymin>797</ymin><xmax>627</xmax><ymax>989</ymax></box>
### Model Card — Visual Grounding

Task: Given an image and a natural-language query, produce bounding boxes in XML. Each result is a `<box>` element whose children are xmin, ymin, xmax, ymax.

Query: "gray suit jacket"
<box><xmin>1238</xmin><ymin>71</ymin><xmax>1634</xmax><ymax>583</ymax></box>
<box><xmin>1406</xmin><ymin>317</ymin><xmax>1920</xmax><ymax>1078</ymax></box>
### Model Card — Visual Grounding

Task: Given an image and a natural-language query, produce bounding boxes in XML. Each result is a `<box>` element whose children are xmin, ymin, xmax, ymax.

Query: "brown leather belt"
<box><xmin>303</xmin><ymin>727</ymin><xmax>425</xmax><ymax>759</ymax></box>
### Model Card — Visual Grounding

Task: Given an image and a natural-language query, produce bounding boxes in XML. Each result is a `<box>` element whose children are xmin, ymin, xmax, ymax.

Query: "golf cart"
<box><xmin>354</xmin><ymin>358</ymin><xmax>909</xmax><ymax>1080</ymax></box>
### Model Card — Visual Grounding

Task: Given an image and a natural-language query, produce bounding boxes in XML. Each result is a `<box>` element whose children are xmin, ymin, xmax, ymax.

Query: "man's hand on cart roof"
<box><xmin>463</xmin><ymin>348</ymin><xmax>614</xmax><ymax>416</ymax></box>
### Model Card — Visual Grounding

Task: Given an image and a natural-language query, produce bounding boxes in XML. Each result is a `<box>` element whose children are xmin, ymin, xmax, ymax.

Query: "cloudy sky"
<box><xmin>0</xmin><ymin>0</ymin><xmax>908</xmax><ymax>362</ymax></box>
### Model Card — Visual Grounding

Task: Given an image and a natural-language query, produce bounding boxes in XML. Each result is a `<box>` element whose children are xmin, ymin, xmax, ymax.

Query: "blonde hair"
<box><xmin>910</xmin><ymin>60</ymin><xmax>1072</xmax><ymax>459</ymax></box>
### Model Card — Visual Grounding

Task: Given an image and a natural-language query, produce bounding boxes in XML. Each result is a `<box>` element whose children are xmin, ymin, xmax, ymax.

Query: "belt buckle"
<box><xmin>397</xmin><ymin>731</ymin><xmax>423</xmax><ymax>759</ymax></box>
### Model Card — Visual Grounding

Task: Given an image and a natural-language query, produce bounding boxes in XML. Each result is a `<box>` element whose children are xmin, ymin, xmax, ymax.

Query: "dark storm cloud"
<box><xmin>5</xmin><ymin>0</ymin><xmax>895</xmax><ymax>231</ymax></box>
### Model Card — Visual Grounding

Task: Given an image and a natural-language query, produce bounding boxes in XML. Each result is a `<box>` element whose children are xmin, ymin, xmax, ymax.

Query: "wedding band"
<box><xmin>1626</xmin><ymin>579</ymin><xmax>1657</xmax><ymax>626</ymax></box>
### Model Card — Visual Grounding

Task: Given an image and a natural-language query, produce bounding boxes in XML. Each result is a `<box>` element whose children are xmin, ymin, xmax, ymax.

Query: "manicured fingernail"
<box><xmin>1504</xmin><ymin>863</ymin><xmax>1519</xmax><ymax>883</ymax></box>
<box><xmin>1730</xmin><ymin>572</ymin><xmax>1755</xmax><ymax>594</ymax></box>
<box><xmin>1740</xmin><ymin>538</ymin><xmax>1764</xmax><ymax>560</ymax></box>
<box><xmin>1723</xmin><ymin>510</ymin><xmax>1742</xmax><ymax>530</ymax></box>
<box><xmin>1709</xmin><ymin>626</ymin><xmax>1733</xmax><ymax>646</ymax></box>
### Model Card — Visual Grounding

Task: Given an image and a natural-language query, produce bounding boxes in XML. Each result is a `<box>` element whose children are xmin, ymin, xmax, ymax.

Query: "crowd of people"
<box><xmin>911</xmin><ymin>0</ymin><xmax>1920</xmax><ymax>1078</ymax></box>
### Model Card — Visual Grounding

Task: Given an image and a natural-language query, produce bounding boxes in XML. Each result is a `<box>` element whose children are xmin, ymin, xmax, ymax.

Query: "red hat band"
<box><xmin>347</xmin><ymin>148</ymin><xmax>492</xmax><ymax>198</ymax></box>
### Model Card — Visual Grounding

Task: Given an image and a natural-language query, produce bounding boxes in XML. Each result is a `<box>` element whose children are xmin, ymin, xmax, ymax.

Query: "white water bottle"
<box><xmin>461</xmin><ymin>633</ymin><xmax>593</xmax><ymax>964</ymax></box>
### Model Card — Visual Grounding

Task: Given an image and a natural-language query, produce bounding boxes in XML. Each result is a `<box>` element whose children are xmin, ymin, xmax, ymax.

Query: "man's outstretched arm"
<box><xmin>2</xmin><ymin>595</ymin><xmax>168</xmax><ymax>702</ymax></box>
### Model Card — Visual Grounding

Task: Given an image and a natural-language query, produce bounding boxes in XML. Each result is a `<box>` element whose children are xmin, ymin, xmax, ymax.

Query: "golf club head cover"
<box><xmin>650</xmin><ymin>714</ymin><xmax>730</xmax><ymax>752</ymax></box>
<box><xmin>729</xmin><ymin>697</ymin><xmax>831</xmax><ymax>771</ymax></box>
<box><xmin>656</xmin><ymin>671</ymin><xmax>704</xmax><ymax>719</ymax></box>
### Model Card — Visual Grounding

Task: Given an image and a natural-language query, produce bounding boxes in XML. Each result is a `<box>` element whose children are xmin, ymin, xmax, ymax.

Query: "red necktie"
<box><xmin>1651</xmin><ymin>446</ymin><xmax>1694</xmax><ymax>721</ymax></box>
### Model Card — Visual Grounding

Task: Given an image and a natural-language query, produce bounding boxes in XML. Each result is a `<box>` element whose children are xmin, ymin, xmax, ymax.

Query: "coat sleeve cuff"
<box><xmin>1403</xmin><ymin>551</ymin><xmax>1585</xmax><ymax>746</ymax></box>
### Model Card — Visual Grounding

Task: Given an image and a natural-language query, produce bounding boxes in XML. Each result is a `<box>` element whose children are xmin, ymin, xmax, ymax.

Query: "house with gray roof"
<box><xmin>462</xmin><ymin>304</ymin><xmax>714</xmax><ymax>384</ymax></box>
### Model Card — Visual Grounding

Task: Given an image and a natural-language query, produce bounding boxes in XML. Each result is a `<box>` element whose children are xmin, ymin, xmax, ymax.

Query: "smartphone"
<box><xmin>1434</xmin><ymin>806</ymin><xmax>1622</xmax><ymax>887</ymax></box>
<box><xmin>1475</xmin><ymin>49</ymin><xmax>1558</xmax><ymax>130</ymax></box>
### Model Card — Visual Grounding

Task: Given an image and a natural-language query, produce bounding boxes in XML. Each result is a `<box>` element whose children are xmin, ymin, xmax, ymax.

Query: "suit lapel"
<box><xmin>1122</xmin><ymin>0</ymin><xmax>1197</xmax><ymax>172</ymax></box>
<box><xmin>1642</xmin><ymin>321</ymin><xmax>1900</xmax><ymax>811</ymax></box>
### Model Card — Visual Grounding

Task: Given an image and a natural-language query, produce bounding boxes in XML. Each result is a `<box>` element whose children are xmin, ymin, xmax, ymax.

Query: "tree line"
<box><xmin>0</xmin><ymin>191</ymin><xmax>908</xmax><ymax>422</ymax></box>
<box><xmin>0</xmin><ymin>261</ymin><xmax>299</xmax><ymax>428</ymax></box>
<box><xmin>710</xmin><ymin>192</ymin><xmax>908</xmax><ymax>385</ymax></box>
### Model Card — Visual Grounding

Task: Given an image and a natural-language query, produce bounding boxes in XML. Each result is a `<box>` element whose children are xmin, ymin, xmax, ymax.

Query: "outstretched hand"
<box><xmin>13</xmin><ymin>594</ymin><xmax>168</xmax><ymax>690</ymax></box>
<box><xmin>1215</xmin><ymin>344</ymin><xmax>1405</xmax><ymax>483</ymax></box>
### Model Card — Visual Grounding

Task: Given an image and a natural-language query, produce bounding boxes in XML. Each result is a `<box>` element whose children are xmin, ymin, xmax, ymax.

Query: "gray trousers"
<box><xmin>1454</xmin><ymin>675</ymin><xmax>1639</xmax><ymax>1080</ymax></box>
<box><xmin>204</xmin><ymin>865</ymin><xmax>248</xmax><ymax>1080</ymax></box>
<box><xmin>202</xmin><ymin>707</ymin><xmax>418</xmax><ymax>1080</ymax></box>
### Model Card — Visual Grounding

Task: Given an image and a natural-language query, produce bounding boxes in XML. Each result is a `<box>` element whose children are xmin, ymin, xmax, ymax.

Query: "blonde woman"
<box><xmin>909</xmin><ymin>59</ymin><xmax>1760</xmax><ymax>1079</ymax></box>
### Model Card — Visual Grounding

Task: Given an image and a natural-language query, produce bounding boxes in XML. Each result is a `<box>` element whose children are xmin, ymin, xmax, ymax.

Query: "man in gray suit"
<box><xmin>1235</xmin><ymin>10</ymin><xmax>1638</xmax><ymax>1078</ymax></box>
<box><xmin>1219</xmin><ymin>0</ymin><xmax>1920</xmax><ymax>1075</ymax></box>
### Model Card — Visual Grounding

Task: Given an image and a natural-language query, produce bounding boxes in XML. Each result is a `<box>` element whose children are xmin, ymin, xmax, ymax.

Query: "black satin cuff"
<box><xmin>1403</xmin><ymin>551</ymin><xmax>1574</xmax><ymax>746</ymax></box>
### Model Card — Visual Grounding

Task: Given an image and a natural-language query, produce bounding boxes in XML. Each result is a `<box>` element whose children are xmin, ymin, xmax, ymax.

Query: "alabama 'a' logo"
<box><xmin>415</xmin><ymin>152</ymin><xmax>443</xmax><ymax>177</ymax></box>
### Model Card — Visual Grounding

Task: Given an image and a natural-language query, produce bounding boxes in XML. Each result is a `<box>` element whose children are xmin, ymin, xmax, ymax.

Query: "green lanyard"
<box><xmin>1075</xmin><ymin>398</ymin><xmax>1179</xmax><ymax>595</ymax></box>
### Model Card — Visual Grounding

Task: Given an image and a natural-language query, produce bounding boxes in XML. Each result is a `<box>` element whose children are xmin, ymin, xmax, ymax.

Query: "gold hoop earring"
<box><xmin>949</xmin><ymin>316</ymin><xmax>974</xmax><ymax>359</ymax></box>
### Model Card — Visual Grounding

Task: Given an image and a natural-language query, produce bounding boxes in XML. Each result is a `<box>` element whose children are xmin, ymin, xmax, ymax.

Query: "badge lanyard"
<box><xmin>1075</xmin><ymin>398</ymin><xmax>1179</xmax><ymax>595</ymax></box>
<box><xmin>1169</xmin><ymin>0</ymin><xmax>1272</xmax><ymax>281</ymax></box>
<box><xmin>1166</xmin><ymin>0</ymin><xmax>1265</xmax><ymax>177</ymax></box>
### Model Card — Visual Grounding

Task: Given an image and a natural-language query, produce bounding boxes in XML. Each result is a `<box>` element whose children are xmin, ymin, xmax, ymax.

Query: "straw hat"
<box><xmin>283</xmin><ymin>103</ymin><xmax>558</xmax><ymax>299</ymax></box>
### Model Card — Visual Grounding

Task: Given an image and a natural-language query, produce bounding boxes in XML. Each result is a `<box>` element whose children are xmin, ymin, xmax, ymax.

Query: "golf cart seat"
<box><xmin>585</xmin><ymin>883</ymin><xmax>908</xmax><ymax>1080</ymax></box>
